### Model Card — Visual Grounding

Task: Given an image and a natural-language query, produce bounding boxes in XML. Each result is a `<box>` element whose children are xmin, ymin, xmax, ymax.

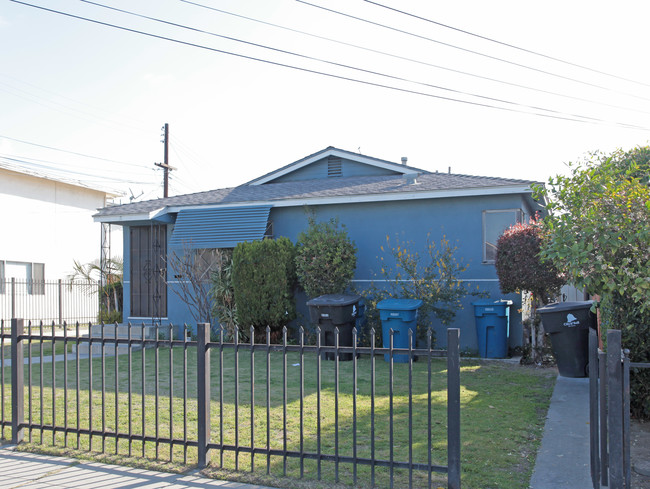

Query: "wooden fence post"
<box><xmin>11</xmin><ymin>318</ymin><xmax>24</xmax><ymax>444</ymax></box>
<box><xmin>607</xmin><ymin>329</ymin><xmax>623</xmax><ymax>489</ymax></box>
<box><xmin>197</xmin><ymin>323</ymin><xmax>211</xmax><ymax>468</ymax></box>
<box><xmin>447</xmin><ymin>328</ymin><xmax>461</xmax><ymax>489</ymax></box>
<box><xmin>588</xmin><ymin>328</ymin><xmax>600</xmax><ymax>488</ymax></box>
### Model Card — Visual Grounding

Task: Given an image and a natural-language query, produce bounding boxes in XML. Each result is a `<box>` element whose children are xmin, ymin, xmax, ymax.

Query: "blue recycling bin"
<box><xmin>472</xmin><ymin>299</ymin><xmax>512</xmax><ymax>358</ymax></box>
<box><xmin>377</xmin><ymin>298</ymin><xmax>423</xmax><ymax>363</ymax></box>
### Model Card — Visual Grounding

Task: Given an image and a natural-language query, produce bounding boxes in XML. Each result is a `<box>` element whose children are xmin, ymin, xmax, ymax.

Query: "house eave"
<box><xmin>93</xmin><ymin>207</ymin><xmax>170</xmax><ymax>224</ymax></box>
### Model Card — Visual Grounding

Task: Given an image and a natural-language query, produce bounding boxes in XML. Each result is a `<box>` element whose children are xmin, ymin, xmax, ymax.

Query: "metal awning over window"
<box><xmin>169</xmin><ymin>205</ymin><xmax>271</xmax><ymax>249</ymax></box>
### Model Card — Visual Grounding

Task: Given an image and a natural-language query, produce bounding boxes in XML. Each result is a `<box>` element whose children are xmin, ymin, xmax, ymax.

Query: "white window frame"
<box><xmin>482</xmin><ymin>209</ymin><xmax>524</xmax><ymax>263</ymax></box>
<box><xmin>1</xmin><ymin>260</ymin><xmax>45</xmax><ymax>295</ymax></box>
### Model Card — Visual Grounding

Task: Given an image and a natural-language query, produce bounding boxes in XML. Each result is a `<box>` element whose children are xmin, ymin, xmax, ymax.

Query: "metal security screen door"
<box><xmin>130</xmin><ymin>224</ymin><xmax>167</xmax><ymax>318</ymax></box>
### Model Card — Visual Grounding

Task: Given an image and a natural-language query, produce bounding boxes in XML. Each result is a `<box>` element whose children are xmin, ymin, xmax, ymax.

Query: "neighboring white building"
<box><xmin>0</xmin><ymin>162</ymin><xmax>122</xmax><ymax>323</ymax></box>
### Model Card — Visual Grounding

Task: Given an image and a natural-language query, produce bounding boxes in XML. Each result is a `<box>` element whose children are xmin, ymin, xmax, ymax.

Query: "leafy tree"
<box><xmin>495</xmin><ymin>220</ymin><xmax>565</xmax><ymax>363</ymax></box>
<box><xmin>295</xmin><ymin>216</ymin><xmax>357</xmax><ymax>298</ymax></box>
<box><xmin>536</xmin><ymin>145</ymin><xmax>650</xmax><ymax>418</ymax></box>
<box><xmin>535</xmin><ymin>146</ymin><xmax>650</xmax><ymax>306</ymax></box>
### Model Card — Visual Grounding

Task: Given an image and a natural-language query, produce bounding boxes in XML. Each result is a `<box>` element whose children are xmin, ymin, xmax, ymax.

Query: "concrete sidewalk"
<box><xmin>0</xmin><ymin>446</ymin><xmax>277</xmax><ymax>488</ymax></box>
<box><xmin>529</xmin><ymin>375</ymin><xmax>592</xmax><ymax>489</ymax></box>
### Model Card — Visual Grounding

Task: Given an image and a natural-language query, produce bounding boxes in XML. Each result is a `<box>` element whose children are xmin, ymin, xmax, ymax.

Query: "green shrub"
<box><xmin>358</xmin><ymin>233</ymin><xmax>483</xmax><ymax>346</ymax></box>
<box><xmin>295</xmin><ymin>216</ymin><xmax>357</xmax><ymax>298</ymax></box>
<box><xmin>495</xmin><ymin>220</ymin><xmax>565</xmax><ymax>303</ymax></box>
<box><xmin>232</xmin><ymin>238</ymin><xmax>296</xmax><ymax>341</ymax></box>
<box><xmin>98</xmin><ymin>308</ymin><xmax>122</xmax><ymax>324</ymax></box>
<box><xmin>601</xmin><ymin>295</ymin><xmax>650</xmax><ymax>420</ymax></box>
<box><xmin>495</xmin><ymin>220</ymin><xmax>566</xmax><ymax>364</ymax></box>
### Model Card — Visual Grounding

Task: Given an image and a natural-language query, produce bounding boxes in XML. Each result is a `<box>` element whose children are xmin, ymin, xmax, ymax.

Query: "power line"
<box><xmin>10</xmin><ymin>0</ymin><xmax>649</xmax><ymax>131</ymax></box>
<box><xmin>296</xmin><ymin>0</ymin><xmax>650</xmax><ymax>104</ymax></box>
<box><xmin>364</xmin><ymin>0</ymin><xmax>650</xmax><ymax>89</ymax></box>
<box><xmin>0</xmin><ymin>134</ymin><xmax>152</xmax><ymax>169</ymax></box>
<box><xmin>181</xmin><ymin>0</ymin><xmax>650</xmax><ymax>117</ymax></box>
<box><xmin>79</xmin><ymin>0</ymin><xmax>623</xmax><ymax>124</ymax></box>
<box><xmin>0</xmin><ymin>154</ymin><xmax>152</xmax><ymax>185</ymax></box>
<box><xmin>0</xmin><ymin>77</ymin><xmax>149</xmax><ymax>134</ymax></box>
<box><xmin>0</xmin><ymin>151</ymin><xmax>153</xmax><ymax>179</ymax></box>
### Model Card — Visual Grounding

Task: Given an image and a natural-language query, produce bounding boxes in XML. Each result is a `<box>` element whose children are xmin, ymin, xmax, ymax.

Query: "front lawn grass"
<box><xmin>0</xmin><ymin>345</ymin><xmax>556</xmax><ymax>489</ymax></box>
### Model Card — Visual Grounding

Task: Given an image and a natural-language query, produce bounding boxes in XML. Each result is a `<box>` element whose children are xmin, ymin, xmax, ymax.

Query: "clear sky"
<box><xmin>2</xmin><ymin>0</ymin><xmax>649</xmax><ymax>203</ymax></box>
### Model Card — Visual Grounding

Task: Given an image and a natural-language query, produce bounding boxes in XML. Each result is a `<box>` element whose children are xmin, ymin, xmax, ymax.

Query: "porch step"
<box><xmin>73</xmin><ymin>323</ymin><xmax>163</xmax><ymax>356</ymax></box>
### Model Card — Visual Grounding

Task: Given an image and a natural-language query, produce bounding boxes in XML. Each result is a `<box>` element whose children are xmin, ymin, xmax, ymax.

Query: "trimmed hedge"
<box><xmin>232</xmin><ymin>238</ymin><xmax>296</xmax><ymax>340</ymax></box>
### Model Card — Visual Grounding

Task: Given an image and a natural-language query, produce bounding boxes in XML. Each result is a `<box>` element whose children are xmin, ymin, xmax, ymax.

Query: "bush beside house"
<box><xmin>495</xmin><ymin>220</ymin><xmax>565</xmax><ymax>364</ymax></box>
<box><xmin>360</xmin><ymin>233</ymin><xmax>482</xmax><ymax>347</ymax></box>
<box><xmin>294</xmin><ymin>216</ymin><xmax>357</xmax><ymax>299</ymax></box>
<box><xmin>232</xmin><ymin>237</ymin><xmax>297</xmax><ymax>342</ymax></box>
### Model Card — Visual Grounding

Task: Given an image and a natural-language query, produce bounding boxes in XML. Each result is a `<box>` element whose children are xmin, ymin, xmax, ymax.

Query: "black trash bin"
<box><xmin>307</xmin><ymin>294</ymin><xmax>361</xmax><ymax>361</ymax></box>
<box><xmin>538</xmin><ymin>301</ymin><xmax>596</xmax><ymax>378</ymax></box>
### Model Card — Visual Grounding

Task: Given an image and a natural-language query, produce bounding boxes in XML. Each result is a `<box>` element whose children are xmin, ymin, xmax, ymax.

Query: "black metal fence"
<box><xmin>589</xmin><ymin>327</ymin><xmax>650</xmax><ymax>489</ymax></box>
<box><xmin>0</xmin><ymin>279</ymin><xmax>99</xmax><ymax>326</ymax></box>
<box><xmin>0</xmin><ymin>319</ymin><xmax>461</xmax><ymax>489</ymax></box>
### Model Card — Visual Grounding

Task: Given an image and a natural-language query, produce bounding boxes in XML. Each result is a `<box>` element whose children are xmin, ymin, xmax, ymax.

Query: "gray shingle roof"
<box><xmin>95</xmin><ymin>170</ymin><xmax>539</xmax><ymax>218</ymax></box>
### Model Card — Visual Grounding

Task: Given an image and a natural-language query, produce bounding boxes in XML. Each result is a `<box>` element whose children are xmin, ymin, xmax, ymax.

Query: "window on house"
<box><xmin>483</xmin><ymin>209</ymin><xmax>524</xmax><ymax>263</ymax></box>
<box><xmin>1</xmin><ymin>261</ymin><xmax>46</xmax><ymax>295</ymax></box>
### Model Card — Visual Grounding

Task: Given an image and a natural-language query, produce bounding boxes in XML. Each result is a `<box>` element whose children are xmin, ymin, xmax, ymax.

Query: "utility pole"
<box><xmin>155</xmin><ymin>123</ymin><xmax>176</xmax><ymax>198</ymax></box>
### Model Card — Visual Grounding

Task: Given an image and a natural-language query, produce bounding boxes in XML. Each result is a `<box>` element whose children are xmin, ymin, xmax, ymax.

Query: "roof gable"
<box><xmin>246</xmin><ymin>147</ymin><xmax>428</xmax><ymax>185</ymax></box>
<box><xmin>93</xmin><ymin>147</ymin><xmax>544</xmax><ymax>223</ymax></box>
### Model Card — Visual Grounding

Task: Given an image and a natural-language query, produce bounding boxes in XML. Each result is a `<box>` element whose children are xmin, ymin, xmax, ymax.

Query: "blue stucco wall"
<box><xmin>119</xmin><ymin>192</ymin><xmax>527</xmax><ymax>352</ymax></box>
<box><xmin>270</xmin><ymin>194</ymin><xmax>526</xmax><ymax>352</ymax></box>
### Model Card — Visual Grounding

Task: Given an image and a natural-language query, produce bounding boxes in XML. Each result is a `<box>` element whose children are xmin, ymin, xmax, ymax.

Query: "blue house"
<box><xmin>94</xmin><ymin>147</ymin><xmax>543</xmax><ymax>351</ymax></box>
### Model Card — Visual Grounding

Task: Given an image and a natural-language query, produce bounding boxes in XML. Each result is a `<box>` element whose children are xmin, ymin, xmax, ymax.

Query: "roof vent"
<box><xmin>401</xmin><ymin>157</ymin><xmax>408</xmax><ymax>166</ymax></box>
<box><xmin>328</xmin><ymin>156</ymin><xmax>342</xmax><ymax>177</ymax></box>
<box><xmin>403</xmin><ymin>172</ymin><xmax>419</xmax><ymax>185</ymax></box>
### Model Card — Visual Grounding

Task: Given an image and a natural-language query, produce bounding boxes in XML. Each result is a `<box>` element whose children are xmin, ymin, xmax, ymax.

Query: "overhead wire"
<box><xmin>0</xmin><ymin>134</ymin><xmax>152</xmax><ymax>169</ymax></box>
<box><xmin>363</xmin><ymin>0</ymin><xmax>650</xmax><ymax>89</ymax></box>
<box><xmin>0</xmin><ymin>72</ymin><xmax>152</xmax><ymax>130</ymax></box>
<box><xmin>296</xmin><ymin>0</ymin><xmax>650</xmax><ymax>104</ymax></box>
<box><xmin>0</xmin><ymin>154</ymin><xmax>153</xmax><ymax>185</ymax></box>
<box><xmin>77</xmin><ymin>0</ymin><xmax>623</xmax><ymax>126</ymax></box>
<box><xmin>0</xmin><ymin>77</ymin><xmax>150</xmax><ymax>134</ymax></box>
<box><xmin>0</xmin><ymin>151</ymin><xmax>153</xmax><ymax>180</ymax></box>
<box><xmin>181</xmin><ymin>0</ymin><xmax>650</xmax><ymax>117</ymax></box>
<box><xmin>12</xmin><ymin>0</ymin><xmax>647</xmax><ymax>131</ymax></box>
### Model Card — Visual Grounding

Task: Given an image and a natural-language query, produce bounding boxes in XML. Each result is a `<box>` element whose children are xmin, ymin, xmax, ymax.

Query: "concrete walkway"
<box><xmin>0</xmin><ymin>446</ymin><xmax>277</xmax><ymax>489</ymax></box>
<box><xmin>529</xmin><ymin>375</ymin><xmax>592</xmax><ymax>489</ymax></box>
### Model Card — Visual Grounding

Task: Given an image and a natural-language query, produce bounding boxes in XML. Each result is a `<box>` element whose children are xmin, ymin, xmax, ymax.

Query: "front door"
<box><xmin>130</xmin><ymin>225</ymin><xmax>167</xmax><ymax>318</ymax></box>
